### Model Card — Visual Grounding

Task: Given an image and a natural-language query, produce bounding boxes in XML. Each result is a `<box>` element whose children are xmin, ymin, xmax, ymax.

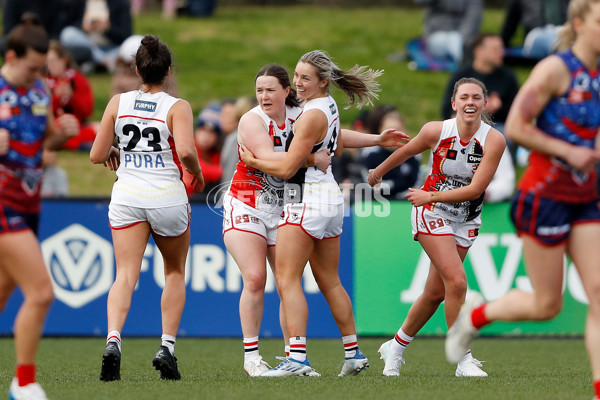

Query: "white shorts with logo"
<box><xmin>108</xmin><ymin>202</ymin><xmax>191</xmax><ymax>237</ymax></box>
<box><xmin>222</xmin><ymin>193</ymin><xmax>281</xmax><ymax>246</ymax></box>
<box><xmin>279</xmin><ymin>202</ymin><xmax>343</xmax><ymax>240</ymax></box>
<box><xmin>411</xmin><ymin>205</ymin><xmax>481</xmax><ymax>248</ymax></box>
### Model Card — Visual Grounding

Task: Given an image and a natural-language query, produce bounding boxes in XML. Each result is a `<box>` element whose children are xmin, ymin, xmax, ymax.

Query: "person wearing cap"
<box><xmin>188</xmin><ymin>103</ymin><xmax>223</xmax><ymax>194</ymax></box>
<box><xmin>111</xmin><ymin>34</ymin><xmax>178</xmax><ymax>96</ymax></box>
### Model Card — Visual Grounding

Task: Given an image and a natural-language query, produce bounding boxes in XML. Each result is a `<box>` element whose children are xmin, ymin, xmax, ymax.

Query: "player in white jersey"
<box><xmin>367</xmin><ymin>78</ymin><xmax>505</xmax><ymax>378</ymax></box>
<box><xmin>225</xmin><ymin>64</ymin><xmax>407</xmax><ymax>377</ymax></box>
<box><xmin>91</xmin><ymin>35</ymin><xmax>204</xmax><ymax>382</ymax></box>
<box><xmin>222</xmin><ymin>64</ymin><xmax>311</xmax><ymax>377</ymax></box>
<box><xmin>240</xmin><ymin>50</ymin><xmax>403</xmax><ymax>377</ymax></box>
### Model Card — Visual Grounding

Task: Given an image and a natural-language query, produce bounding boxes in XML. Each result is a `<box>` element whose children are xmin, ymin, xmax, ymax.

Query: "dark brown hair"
<box><xmin>255</xmin><ymin>64</ymin><xmax>301</xmax><ymax>108</ymax></box>
<box><xmin>6</xmin><ymin>13</ymin><xmax>49</xmax><ymax>57</ymax></box>
<box><xmin>135</xmin><ymin>35</ymin><xmax>172</xmax><ymax>85</ymax></box>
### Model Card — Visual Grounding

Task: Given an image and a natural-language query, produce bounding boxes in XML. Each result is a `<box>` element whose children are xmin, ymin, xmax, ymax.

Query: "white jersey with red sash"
<box><xmin>228</xmin><ymin>105</ymin><xmax>301</xmax><ymax>213</ymax></box>
<box><xmin>422</xmin><ymin>118</ymin><xmax>491</xmax><ymax>222</ymax></box>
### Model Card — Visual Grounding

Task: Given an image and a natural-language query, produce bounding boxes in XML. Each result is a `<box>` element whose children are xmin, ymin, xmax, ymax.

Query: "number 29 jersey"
<box><xmin>112</xmin><ymin>90</ymin><xmax>187</xmax><ymax>208</ymax></box>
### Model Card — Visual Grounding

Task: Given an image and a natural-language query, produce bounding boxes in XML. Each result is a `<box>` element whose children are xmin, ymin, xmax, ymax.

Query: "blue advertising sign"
<box><xmin>0</xmin><ymin>200</ymin><xmax>354</xmax><ymax>338</ymax></box>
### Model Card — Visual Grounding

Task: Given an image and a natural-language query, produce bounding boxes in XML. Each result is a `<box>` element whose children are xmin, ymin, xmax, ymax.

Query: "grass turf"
<box><xmin>0</xmin><ymin>337</ymin><xmax>591</xmax><ymax>399</ymax></box>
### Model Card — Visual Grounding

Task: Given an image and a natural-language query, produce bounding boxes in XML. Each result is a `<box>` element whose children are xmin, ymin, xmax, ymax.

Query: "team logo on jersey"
<box><xmin>446</xmin><ymin>149</ymin><xmax>457</xmax><ymax>160</ymax></box>
<box><xmin>273</xmin><ymin>136</ymin><xmax>283</xmax><ymax>147</ymax></box>
<box><xmin>41</xmin><ymin>224</ymin><xmax>114</xmax><ymax>308</ymax></box>
<box><xmin>467</xmin><ymin>154</ymin><xmax>482</xmax><ymax>163</ymax></box>
<box><xmin>134</xmin><ymin>100</ymin><xmax>157</xmax><ymax>112</ymax></box>
<box><xmin>329</xmin><ymin>103</ymin><xmax>337</xmax><ymax>115</ymax></box>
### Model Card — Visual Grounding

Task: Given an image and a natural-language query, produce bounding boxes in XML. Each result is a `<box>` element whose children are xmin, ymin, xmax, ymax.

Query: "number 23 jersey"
<box><xmin>112</xmin><ymin>90</ymin><xmax>187</xmax><ymax>208</ymax></box>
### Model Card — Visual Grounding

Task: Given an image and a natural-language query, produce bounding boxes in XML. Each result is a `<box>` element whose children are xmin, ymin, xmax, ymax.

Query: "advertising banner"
<box><xmin>0</xmin><ymin>200</ymin><xmax>354</xmax><ymax>338</ymax></box>
<box><xmin>354</xmin><ymin>201</ymin><xmax>588</xmax><ymax>336</ymax></box>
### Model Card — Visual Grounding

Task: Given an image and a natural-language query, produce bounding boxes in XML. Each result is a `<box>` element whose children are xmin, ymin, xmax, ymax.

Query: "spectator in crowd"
<box><xmin>219</xmin><ymin>96</ymin><xmax>256</xmax><ymax>186</ymax></box>
<box><xmin>60</xmin><ymin>0</ymin><xmax>132</xmax><ymax>73</ymax></box>
<box><xmin>111</xmin><ymin>35</ymin><xmax>178</xmax><ymax>96</ymax></box>
<box><xmin>189</xmin><ymin>103</ymin><xmax>223</xmax><ymax>194</ymax></box>
<box><xmin>41</xmin><ymin>149</ymin><xmax>70</xmax><ymax>198</ymax></box>
<box><xmin>331</xmin><ymin>111</ymin><xmax>367</xmax><ymax>204</ymax></box>
<box><xmin>361</xmin><ymin>105</ymin><xmax>420</xmax><ymax>200</ymax></box>
<box><xmin>1</xmin><ymin>0</ymin><xmax>88</xmax><ymax>63</ymax></box>
<box><xmin>501</xmin><ymin>0</ymin><xmax>569</xmax><ymax>59</ymax></box>
<box><xmin>131</xmin><ymin>0</ymin><xmax>178</xmax><ymax>19</ymax></box>
<box><xmin>46</xmin><ymin>40</ymin><xmax>96</xmax><ymax>150</ymax></box>
<box><xmin>414</xmin><ymin>0</ymin><xmax>483</xmax><ymax>65</ymax></box>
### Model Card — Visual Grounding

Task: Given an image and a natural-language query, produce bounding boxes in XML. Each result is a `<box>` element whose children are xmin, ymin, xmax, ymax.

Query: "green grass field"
<box><xmin>47</xmin><ymin>5</ymin><xmax>533</xmax><ymax>196</ymax></box>
<box><xmin>0</xmin><ymin>337</ymin><xmax>591</xmax><ymax>399</ymax></box>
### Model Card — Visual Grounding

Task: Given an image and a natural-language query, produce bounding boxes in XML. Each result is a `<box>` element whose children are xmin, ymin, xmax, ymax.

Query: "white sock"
<box><xmin>243</xmin><ymin>336</ymin><xmax>260</xmax><ymax>362</ymax></box>
<box><xmin>391</xmin><ymin>327</ymin><xmax>414</xmax><ymax>357</ymax></box>
<box><xmin>106</xmin><ymin>330</ymin><xmax>121</xmax><ymax>352</ymax></box>
<box><xmin>161</xmin><ymin>334</ymin><xmax>176</xmax><ymax>355</ymax></box>
<box><xmin>342</xmin><ymin>334</ymin><xmax>358</xmax><ymax>358</ymax></box>
<box><xmin>289</xmin><ymin>336</ymin><xmax>307</xmax><ymax>362</ymax></box>
<box><xmin>285</xmin><ymin>345</ymin><xmax>290</xmax><ymax>357</ymax></box>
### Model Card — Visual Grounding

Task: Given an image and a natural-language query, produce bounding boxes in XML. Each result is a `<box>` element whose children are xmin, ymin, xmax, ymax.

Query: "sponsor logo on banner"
<box><xmin>41</xmin><ymin>224</ymin><xmax>114</xmax><ymax>308</ymax></box>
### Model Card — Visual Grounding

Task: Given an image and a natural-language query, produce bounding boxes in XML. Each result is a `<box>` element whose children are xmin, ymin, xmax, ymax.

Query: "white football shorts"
<box><xmin>108</xmin><ymin>203</ymin><xmax>191</xmax><ymax>237</ymax></box>
<box><xmin>222</xmin><ymin>193</ymin><xmax>281</xmax><ymax>246</ymax></box>
<box><xmin>411</xmin><ymin>205</ymin><xmax>481</xmax><ymax>248</ymax></box>
<box><xmin>279</xmin><ymin>202</ymin><xmax>343</xmax><ymax>240</ymax></box>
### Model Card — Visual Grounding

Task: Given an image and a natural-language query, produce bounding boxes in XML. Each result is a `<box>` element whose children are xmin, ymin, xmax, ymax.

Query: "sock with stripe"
<box><xmin>284</xmin><ymin>345</ymin><xmax>290</xmax><ymax>357</ymax></box>
<box><xmin>106</xmin><ymin>330</ymin><xmax>122</xmax><ymax>352</ymax></box>
<box><xmin>391</xmin><ymin>327</ymin><xmax>414</xmax><ymax>357</ymax></box>
<box><xmin>15</xmin><ymin>364</ymin><xmax>35</xmax><ymax>387</ymax></box>
<box><xmin>342</xmin><ymin>334</ymin><xmax>359</xmax><ymax>358</ymax></box>
<box><xmin>243</xmin><ymin>336</ymin><xmax>260</xmax><ymax>361</ymax></box>
<box><xmin>471</xmin><ymin>303</ymin><xmax>491</xmax><ymax>330</ymax></box>
<box><xmin>161</xmin><ymin>334</ymin><xmax>176</xmax><ymax>356</ymax></box>
<box><xmin>289</xmin><ymin>336</ymin><xmax>307</xmax><ymax>362</ymax></box>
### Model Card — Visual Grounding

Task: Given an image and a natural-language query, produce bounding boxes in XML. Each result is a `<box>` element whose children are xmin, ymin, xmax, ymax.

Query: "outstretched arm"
<box><xmin>368</xmin><ymin>121</ymin><xmax>441</xmax><ymax>186</ymax></box>
<box><xmin>341</xmin><ymin>128</ymin><xmax>410</xmax><ymax>148</ymax></box>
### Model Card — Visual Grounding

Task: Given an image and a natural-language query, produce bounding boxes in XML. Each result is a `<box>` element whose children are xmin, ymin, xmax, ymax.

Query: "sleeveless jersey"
<box><xmin>518</xmin><ymin>49</ymin><xmax>600</xmax><ymax>202</ymax></box>
<box><xmin>285</xmin><ymin>96</ymin><xmax>343</xmax><ymax>205</ymax></box>
<box><xmin>111</xmin><ymin>90</ymin><xmax>187</xmax><ymax>208</ymax></box>
<box><xmin>422</xmin><ymin>118</ymin><xmax>491</xmax><ymax>222</ymax></box>
<box><xmin>0</xmin><ymin>76</ymin><xmax>49</xmax><ymax>213</ymax></box>
<box><xmin>228</xmin><ymin>105</ymin><xmax>301</xmax><ymax>213</ymax></box>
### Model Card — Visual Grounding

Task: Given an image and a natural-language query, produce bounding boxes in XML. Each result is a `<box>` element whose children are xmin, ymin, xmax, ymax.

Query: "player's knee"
<box><xmin>422</xmin><ymin>286</ymin><xmax>445</xmax><ymax>304</ymax></box>
<box><xmin>445</xmin><ymin>274</ymin><xmax>467</xmax><ymax>297</ymax></box>
<box><xmin>535</xmin><ymin>298</ymin><xmax>562</xmax><ymax>320</ymax></box>
<box><xmin>28</xmin><ymin>282</ymin><xmax>54</xmax><ymax>310</ymax></box>
<box><xmin>243</xmin><ymin>271</ymin><xmax>267</xmax><ymax>293</ymax></box>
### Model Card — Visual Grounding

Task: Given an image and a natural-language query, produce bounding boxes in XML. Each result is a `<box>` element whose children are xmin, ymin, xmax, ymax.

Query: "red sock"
<box><xmin>594</xmin><ymin>379</ymin><xmax>600</xmax><ymax>399</ymax></box>
<box><xmin>471</xmin><ymin>303</ymin><xmax>490</xmax><ymax>330</ymax></box>
<box><xmin>16</xmin><ymin>364</ymin><xmax>35</xmax><ymax>387</ymax></box>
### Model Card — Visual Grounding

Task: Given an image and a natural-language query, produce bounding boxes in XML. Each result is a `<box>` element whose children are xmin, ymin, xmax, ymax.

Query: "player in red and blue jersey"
<box><xmin>446</xmin><ymin>1</ymin><xmax>600</xmax><ymax>398</ymax></box>
<box><xmin>0</xmin><ymin>15</ymin><xmax>79</xmax><ymax>400</ymax></box>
